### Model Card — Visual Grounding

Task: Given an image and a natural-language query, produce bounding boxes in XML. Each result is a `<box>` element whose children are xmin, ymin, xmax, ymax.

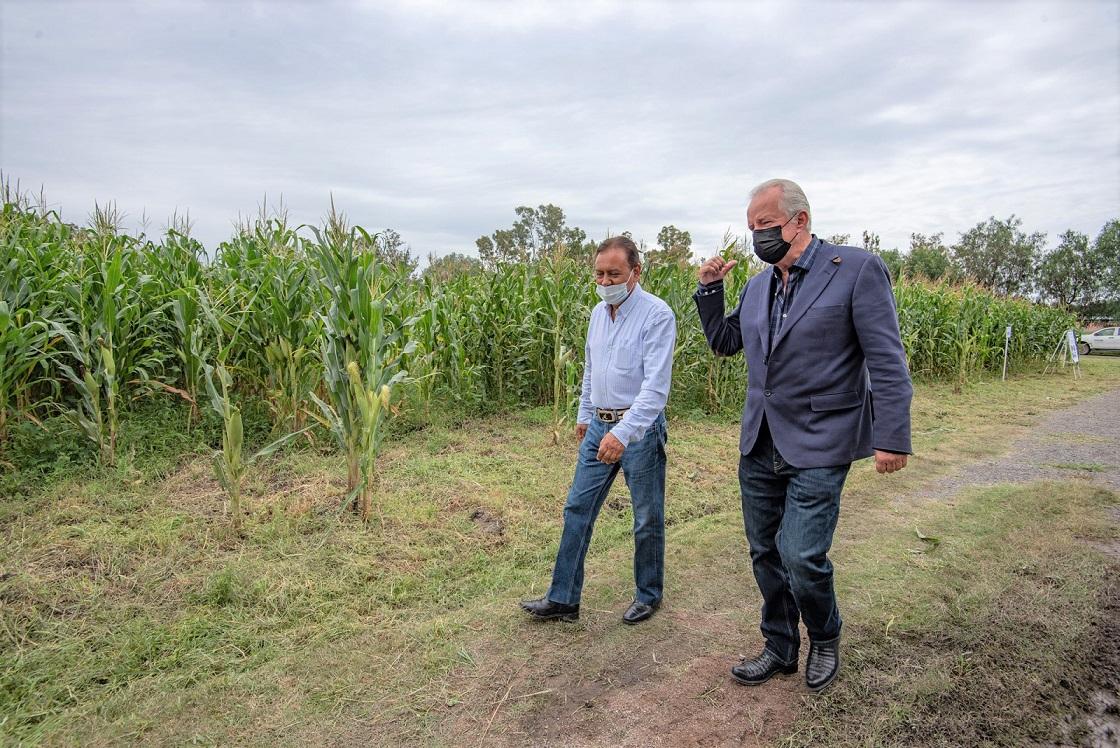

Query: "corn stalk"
<box><xmin>203</xmin><ymin>362</ymin><xmax>309</xmax><ymax>531</ymax></box>
<box><xmin>308</xmin><ymin>226</ymin><xmax>414</xmax><ymax>522</ymax></box>
<box><xmin>53</xmin><ymin>325</ymin><xmax>118</xmax><ymax>466</ymax></box>
<box><xmin>539</xmin><ymin>263</ymin><xmax>583</xmax><ymax>443</ymax></box>
<box><xmin>170</xmin><ymin>288</ymin><xmax>209</xmax><ymax>426</ymax></box>
<box><xmin>204</xmin><ymin>363</ymin><xmax>245</xmax><ymax>530</ymax></box>
<box><xmin>0</xmin><ymin>300</ymin><xmax>52</xmax><ymax>449</ymax></box>
<box><xmin>200</xmin><ymin>275</ymin><xmax>300</xmax><ymax>531</ymax></box>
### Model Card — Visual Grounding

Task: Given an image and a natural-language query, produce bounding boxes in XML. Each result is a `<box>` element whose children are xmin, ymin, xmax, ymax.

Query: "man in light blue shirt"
<box><xmin>521</xmin><ymin>236</ymin><xmax>677</xmax><ymax>625</ymax></box>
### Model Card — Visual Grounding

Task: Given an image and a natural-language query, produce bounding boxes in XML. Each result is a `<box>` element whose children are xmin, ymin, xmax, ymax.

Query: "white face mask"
<box><xmin>595</xmin><ymin>270</ymin><xmax>634</xmax><ymax>305</ymax></box>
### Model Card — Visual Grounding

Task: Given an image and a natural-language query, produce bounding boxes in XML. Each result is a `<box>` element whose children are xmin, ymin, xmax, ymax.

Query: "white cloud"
<box><xmin>1</xmin><ymin>0</ymin><xmax>1116</xmax><ymax>259</ymax></box>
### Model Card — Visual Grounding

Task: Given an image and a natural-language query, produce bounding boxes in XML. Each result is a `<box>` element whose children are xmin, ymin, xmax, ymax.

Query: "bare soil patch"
<box><xmin>435</xmin><ymin>607</ymin><xmax>813</xmax><ymax>747</ymax></box>
<box><xmin>1049</xmin><ymin>570</ymin><xmax>1120</xmax><ymax>748</ymax></box>
<box><xmin>159</xmin><ymin>459</ymin><xmax>347</xmax><ymax>519</ymax></box>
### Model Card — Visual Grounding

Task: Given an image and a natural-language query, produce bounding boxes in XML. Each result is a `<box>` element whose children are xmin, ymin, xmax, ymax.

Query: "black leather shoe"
<box><xmin>731</xmin><ymin>649</ymin><xmax>798</xmax><ymax>686</ymax></box>
<box><xmin>519</xmin><ymin>596</ymin><xmax>579</xmax><ymax>622</ymax></box>
<box><xmin>805</xmin><ymin>636</ymin><xmax>840</xmax><ymax>692</ymax></box>
<box><xmin>622</xmin><ymin>599</ymin><xmax>660</xmax><ymax>624</ymax></box>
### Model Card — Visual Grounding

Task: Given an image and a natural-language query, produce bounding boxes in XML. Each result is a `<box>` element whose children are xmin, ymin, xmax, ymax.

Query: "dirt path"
<box><xmin>468</xmin><ymin>387</ymin><xmax>1120</xmax><ymax>748</ymax></box>
<box><xmin>939</xmin><ymin>386</ymin><xmax>1120</xmax><ymax>748</ymax></box>
<box><xmin>445</xmin><ymin>608</ymin><xmax>807</xmax><ymax>748</ymax></box>
<box><xmin>508</xmin><ymin>614</ymin><xmax>803</xmax><ymax>748</ymax></box>
<box><xmin>921</xmin><ymin>387</ymin><xmax>1120</xmax><ymax>748</ymax></box>
<box><xmin>919</xmin><ymin>387</ymin><xmax>1120</xmax><ymax>500</ymax></box>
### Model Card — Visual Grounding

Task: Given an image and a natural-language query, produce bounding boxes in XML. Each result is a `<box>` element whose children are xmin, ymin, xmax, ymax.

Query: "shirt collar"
<box><xmin>771</xmin><ymin>235</ymin><xmax>821</xmax><ymax>281</ymax></box>
<box><xmin>793</xmin><ymin>235</ymin><xmax>821</xmax><ymax>271</ymax></box>
<box><xmin>612</xmin><ymin>282</ymin><xmax>643</xmax><ymax>319</ymax></box>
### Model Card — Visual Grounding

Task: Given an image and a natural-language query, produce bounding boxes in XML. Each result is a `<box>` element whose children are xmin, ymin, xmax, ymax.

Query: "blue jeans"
<box><xmin>739</xmin><ymin>421</ymin><xmax>850</xmax><ymax>663</ymax></box>
<box><xmin>547</xmin><ymin>413</ymin><xmax>667</xmax><ymax>606</ymax></box>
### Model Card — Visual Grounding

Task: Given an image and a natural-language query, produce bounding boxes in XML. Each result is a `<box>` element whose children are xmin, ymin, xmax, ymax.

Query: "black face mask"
<box><xmin>752</xmin><ymin>215</ymin><xmax>798</xmax><ymax>265</ymax></box>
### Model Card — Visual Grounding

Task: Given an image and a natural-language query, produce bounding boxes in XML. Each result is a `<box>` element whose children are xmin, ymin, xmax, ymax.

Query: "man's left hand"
<box><xmin>596</xmin><ymin>432</ymin><xmax>625</xmax><ymax>464</ymax></box>
<box><xmin>874</xmin><ymin>450</ymin><xmax>908</xmax><ymax>474</ymax></box>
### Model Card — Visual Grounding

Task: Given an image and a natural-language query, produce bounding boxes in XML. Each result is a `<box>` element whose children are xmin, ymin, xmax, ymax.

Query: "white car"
<box><xmin>1079</xmin><ymin>327</ymin><xmax>1120</xmax><ymax>355</ymax></box>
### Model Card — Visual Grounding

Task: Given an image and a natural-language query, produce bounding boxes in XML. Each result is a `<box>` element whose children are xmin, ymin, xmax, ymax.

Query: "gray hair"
<box><xmin>750</xmin><ymin>178</ymin><xmax>812</xmax><ymax>231</ymax></box>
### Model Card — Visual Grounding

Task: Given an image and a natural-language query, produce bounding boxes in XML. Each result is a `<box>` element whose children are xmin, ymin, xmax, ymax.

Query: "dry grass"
<box><xmin>1</xmin><ymin>358</ymin><xmax>1119</xmax><ymax>746</ymax></box>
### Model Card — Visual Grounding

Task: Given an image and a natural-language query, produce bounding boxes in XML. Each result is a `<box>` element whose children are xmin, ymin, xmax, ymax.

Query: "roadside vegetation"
<box><xmin>2</xmin><ymin>353</ymin><xmax>1117</xmax><ymax>745</ymax></box>
<box><xmin>1</xmin><ymin>188</ymin><xmax>1118</xmax><ymax>745</ymax></box>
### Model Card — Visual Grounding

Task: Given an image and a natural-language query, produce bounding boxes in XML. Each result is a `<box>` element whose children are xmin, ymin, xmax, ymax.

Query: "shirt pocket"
<box><xmin>610</xmin><ymin>345</ymin><xmax>642</xmax><ymax>372</ymax></box>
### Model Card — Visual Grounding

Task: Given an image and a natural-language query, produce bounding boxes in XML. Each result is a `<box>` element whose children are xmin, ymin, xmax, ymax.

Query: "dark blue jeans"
<box><xmin>739</xmin><ymin>422</ymin><xmax>850</xmax><ymax>663</ymax></box>
<box><xmin>547</xmin><ymin>413</ymin><xmax>667</xmax><ymax>606</ymax></box>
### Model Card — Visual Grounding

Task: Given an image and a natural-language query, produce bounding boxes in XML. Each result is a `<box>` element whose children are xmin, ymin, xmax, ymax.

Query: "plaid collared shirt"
<box><xmin>768</xmin><ymin>236</ymin><xmax>820</xmax><ymax>353</ymax></box>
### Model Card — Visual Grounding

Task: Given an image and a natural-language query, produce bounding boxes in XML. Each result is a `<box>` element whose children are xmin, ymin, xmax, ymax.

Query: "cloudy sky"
<box><xmin>2</xmin><ymin>0</ymin><xmax>1117</xmax><ymax>261</ymax></box>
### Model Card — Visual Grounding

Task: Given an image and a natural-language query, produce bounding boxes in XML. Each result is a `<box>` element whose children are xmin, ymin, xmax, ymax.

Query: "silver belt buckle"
<box><xmin>596</xmin><ymin>407</ymin><xmax>626</xmax><ymax>423</ymax></box>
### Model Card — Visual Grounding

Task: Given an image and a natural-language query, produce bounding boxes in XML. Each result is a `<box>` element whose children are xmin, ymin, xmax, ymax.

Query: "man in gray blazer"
<box><xmin>693</xmin><ymin>178</ymin><xmax>912</xmax><ymax>692</ymax></box>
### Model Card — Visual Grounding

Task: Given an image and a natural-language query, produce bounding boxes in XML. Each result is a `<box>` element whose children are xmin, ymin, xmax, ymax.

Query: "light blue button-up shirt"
<box><xmin>577</xmin><ymin>283</ymin><xmax>677</xmax><ymax>446</ymax></box>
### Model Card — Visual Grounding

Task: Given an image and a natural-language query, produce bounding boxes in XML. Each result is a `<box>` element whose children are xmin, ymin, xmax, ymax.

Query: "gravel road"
<box><xmin>919</xmin><ymin>387</ymin><xmax>1120</xmax><ymax>500</ymax></box>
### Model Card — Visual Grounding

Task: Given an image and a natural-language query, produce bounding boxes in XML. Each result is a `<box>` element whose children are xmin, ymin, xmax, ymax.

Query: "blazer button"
<box><xmin>764</xmin><ymin>389</ymin><xmax>772</xmax><ymax>397</ymax></box>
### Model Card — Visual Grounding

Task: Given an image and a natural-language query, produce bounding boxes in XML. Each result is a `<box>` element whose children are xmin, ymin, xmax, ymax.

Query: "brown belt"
<box><xmin>595</xmin><ymin>407</ymin><xmax>629</xmax><ymax>423</ymax></box>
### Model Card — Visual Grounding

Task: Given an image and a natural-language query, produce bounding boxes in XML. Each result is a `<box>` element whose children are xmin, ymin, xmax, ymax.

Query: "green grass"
<box><xmin>1</xmin><ymin>357</ymin><xmax>1119</xmax><ymax>745</ymax></box>
<box><xmin>787</xmin><ymin>480</ymin><xmax>1116</xmax><ymax>747</ymax></box>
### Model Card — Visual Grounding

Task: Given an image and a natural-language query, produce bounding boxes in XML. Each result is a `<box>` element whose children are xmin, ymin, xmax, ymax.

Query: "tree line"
<box><xmin>857</xmin><ymin>217</ymin><xmax>1119</xmax><ymax>318</ymax></box>
<box><xmin>420</xmin><ymin>205</ymin><xmax>1119</xmax><ymax>320</ymax></box>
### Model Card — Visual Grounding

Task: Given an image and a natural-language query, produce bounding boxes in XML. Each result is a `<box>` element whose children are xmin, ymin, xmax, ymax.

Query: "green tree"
<box><xmin>647</xmin><ymin>225</ymin><xmax>693</xmax><ymax>267</ymax></box>
<box><xmin>904</xmin><ymin>232</ymin><xmax>954</xmax><ymax>282</ymax></box>
<box><xmin>561</xmin><ymin>225</ymin><xmax>597</xmax><ymax>265</ymax></box>
<box><xmin>824</xmin><ymin>233</ymin><xmax>851</xmax><ymax>246</ymax></box>
<box><xmin>1036</xmin><ymin>230</ymin><xmax>1094</xmax><ymax>308</ymax></box>
<box><xmin>1091</xmin><ymin>219</ymin><xmax>1120</xmax><ymax>305</ymax></box>
<box><xmin>952</xmin><ymin>215</ymin><xmax>1045</xmax><ymax>297</ymax></box>
<box><xmin>476</xmin><ymin>204</ymin><xmax>592</xmax><ymax>268</ymax></box>
<box><xmin>861</xmin><ymin>230</ymin><xmax>881</xmax><ymax>253</ymax></box>
<box><xmin>875</xmin><ymin>248</ymin><xmax>904</xmax><ymax>281</ymax></box>
<box><xmin>423</xmin><ymin>251</ymin><xmax>483</xmax><ymax>283</ymax></box>
<box><xmin>474</xmin><ymin>235</ymin><xmax>502</xmax><ymax>269</ymax></box>
<box><xmin>377</xmin><ymin>229</ymin><xmax>418</xmax><ymax>274</ymax></box>
<box><xmin>862</xmin><ymin>231</ymin><xmax>903</xmax><ymax>281</ymax></box>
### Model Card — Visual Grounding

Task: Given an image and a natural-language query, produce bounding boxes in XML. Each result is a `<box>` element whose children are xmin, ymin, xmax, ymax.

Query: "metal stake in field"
<box><xmin>1002</xmin><ymin>325</ymin><xmax>1012</xmax><ymax>381</ymax></box>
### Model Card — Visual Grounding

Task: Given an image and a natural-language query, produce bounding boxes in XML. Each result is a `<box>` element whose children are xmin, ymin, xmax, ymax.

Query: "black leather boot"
<box><xmin>622</xmin><ymin>599</ymin><xmax>660</xmax><ymax>624</ymax></box>
<box><xmin>519</xmin><ymin>596</ymin><xmax>579</xmax><ymax>622</ymax></box>
<box><xmin>731</xmin><ymin>648</ymin><xmax>798</xmax><ymax>686</ymax></box>
<box><xmin>805</xmin><ymin>635</ymin><xmax>840</xmax><ymax>691</ymax></box>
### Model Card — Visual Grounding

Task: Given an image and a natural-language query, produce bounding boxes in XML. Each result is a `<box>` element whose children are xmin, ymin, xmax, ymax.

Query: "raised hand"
<box><xmin>698</xmin><ymin>256</ymin><xmax>738</xmax><ymax>285</ymax></box>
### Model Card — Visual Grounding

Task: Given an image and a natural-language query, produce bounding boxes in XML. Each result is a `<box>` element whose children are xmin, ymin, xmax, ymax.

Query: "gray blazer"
<box><xmin>694</xmin><ymin>240</ymin><xmax>913</xmax><ymax>468</ymax></box>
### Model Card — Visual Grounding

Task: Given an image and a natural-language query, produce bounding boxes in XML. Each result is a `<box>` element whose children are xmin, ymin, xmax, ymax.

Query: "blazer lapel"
<box><xmin>769</xmin><ymin>253</ymin><xmax>839</xmax><ymax>353</ymax></box>
<box><xmin>755</xmin><ymin>273</ymin><xmax>772</xmax><ymax>354</ymax></box>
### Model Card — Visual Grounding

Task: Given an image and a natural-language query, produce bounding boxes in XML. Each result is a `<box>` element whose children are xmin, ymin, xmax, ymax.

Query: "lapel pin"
<box><xmin>832</xmin><ymin>256</ymin><xmax>842</xmax><ymax>264</ymax></box>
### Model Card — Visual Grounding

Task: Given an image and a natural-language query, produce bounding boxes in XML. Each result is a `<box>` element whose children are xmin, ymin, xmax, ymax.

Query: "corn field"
<box><xmin>0</xmin><ymin>199</ymin><xmax>1077</xmax><ymax>479</ymax></box>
